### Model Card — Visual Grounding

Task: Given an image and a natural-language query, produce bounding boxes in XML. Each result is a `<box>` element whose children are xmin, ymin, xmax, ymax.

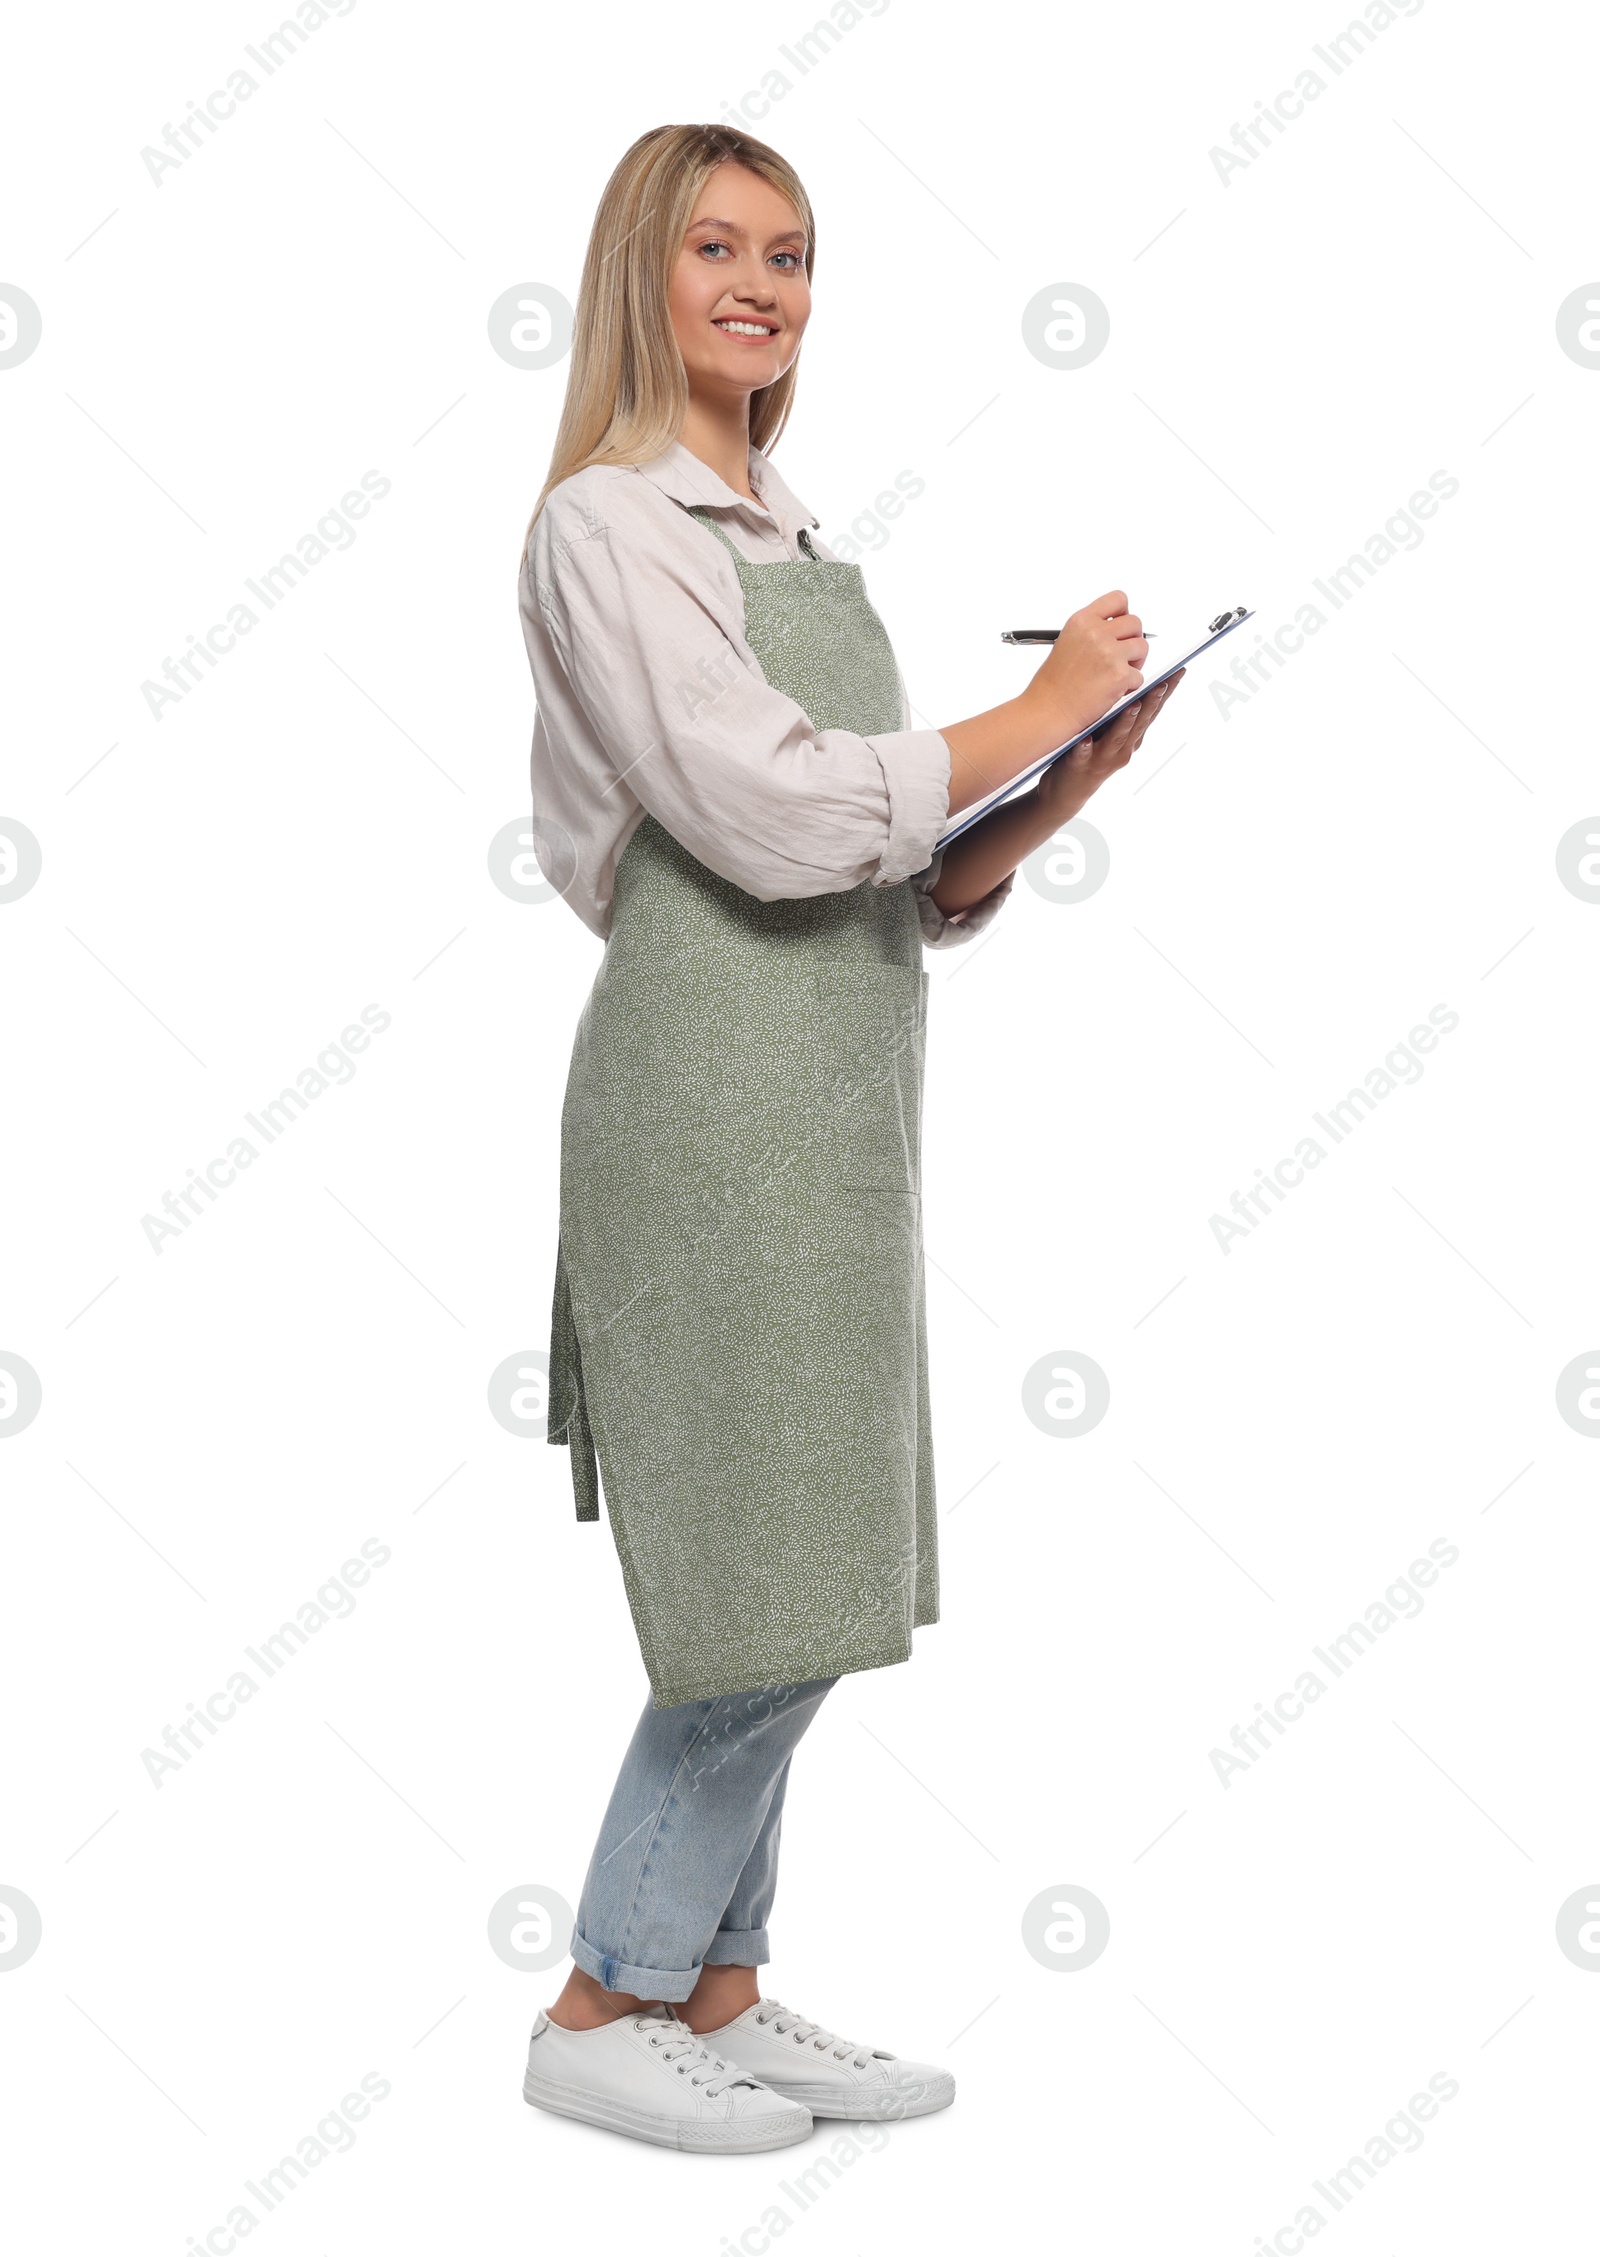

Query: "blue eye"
<box><xmin>695</xmin><ymin>240</ymin><xmax>802</xmax><ymax>268</ymax></box>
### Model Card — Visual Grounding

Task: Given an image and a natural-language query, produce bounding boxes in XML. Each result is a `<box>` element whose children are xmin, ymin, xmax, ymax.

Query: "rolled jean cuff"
<box><xmin>702</xmin><ymin>1925</ymin><xmax>770</xmax><ymax>1967</ymax></box>
<box><xmin>568</xmin><ymin>1925</ymin><xmax>702</xmax><ymax>2005</ymax></box>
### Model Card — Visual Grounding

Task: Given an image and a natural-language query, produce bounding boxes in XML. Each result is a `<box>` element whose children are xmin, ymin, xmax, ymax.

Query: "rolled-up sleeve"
<box><xmin>909</xmin><ymin>845</ymin><xmax>1016</xmax><ymax>949</ymax></box>
<box><xmin>533</xmin><ymin>491</ymin><xmax>952</xmax><ymax>902</ymax></box>
<box><xmin>898</xmin><ymin>673</ymin><xmax>1016</xmax><ymax>951</ymax></box>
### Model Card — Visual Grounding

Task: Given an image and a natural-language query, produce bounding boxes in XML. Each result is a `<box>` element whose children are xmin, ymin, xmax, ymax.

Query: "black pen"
<box><xmin>1003</xmin><ymin>609</ymin><xmax>1244</xmax><ymax>646</ymax></box>
<box><xmin>1002</xmin><ymin>628</ymin><xmax>1157</xmax><ymax>644</ymax></box>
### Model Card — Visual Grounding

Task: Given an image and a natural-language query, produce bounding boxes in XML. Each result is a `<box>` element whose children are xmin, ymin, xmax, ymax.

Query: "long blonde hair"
<box><xmin>524</xmin><ymin>123</ymin><xmax>815</xmax><ymax>548</ymax></box>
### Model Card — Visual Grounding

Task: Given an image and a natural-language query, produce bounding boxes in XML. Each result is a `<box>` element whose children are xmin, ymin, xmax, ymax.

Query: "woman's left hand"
<box><xmin>923</xmin><ymin>670</ymin><xmax>1187</xmax><ymax>922</ymax></box>
<box><xmin>1034</xmin><ymin>670</ymin><xmax>1185</xmax><ymax>825</ymax></box>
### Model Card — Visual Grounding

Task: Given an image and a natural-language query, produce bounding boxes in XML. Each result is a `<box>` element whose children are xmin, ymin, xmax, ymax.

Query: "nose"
<box><xmin>732</xmin><ymin>267</ymin><xmax>778</xmax><ymax>306</ymax></box>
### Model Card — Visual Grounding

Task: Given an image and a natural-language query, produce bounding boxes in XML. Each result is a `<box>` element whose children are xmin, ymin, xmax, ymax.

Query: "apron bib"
<box><xmin>547</xmin><ymin>504</ymin><xmax>938</xmax><ymax>1707</ymax></box>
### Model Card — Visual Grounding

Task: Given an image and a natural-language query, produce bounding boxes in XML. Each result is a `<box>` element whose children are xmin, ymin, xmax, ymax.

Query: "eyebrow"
<box><xmin>686</xmin><ymin>216</ymin><xmax>808</xmax><ymax>246</ymax></box>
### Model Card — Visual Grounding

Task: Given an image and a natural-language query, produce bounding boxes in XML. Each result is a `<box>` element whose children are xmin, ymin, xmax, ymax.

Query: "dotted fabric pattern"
<box><xmin>546</xmin><ymin>504</ymin><xmax>939</xmax><ymax>1707</ymax></box>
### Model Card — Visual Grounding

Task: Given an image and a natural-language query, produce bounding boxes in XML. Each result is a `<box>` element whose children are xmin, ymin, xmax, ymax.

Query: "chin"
<box><xmin>705</xmin><ymin>359</ymin><xmax>780</xmax><ymax>392</ymax></box>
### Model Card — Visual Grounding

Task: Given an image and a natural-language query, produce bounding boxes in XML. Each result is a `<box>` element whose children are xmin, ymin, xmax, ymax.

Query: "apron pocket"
<box><xmin>810</xmin><ymin>962</ymin><xmax>928</xmax><ymax>1195</ymax></box>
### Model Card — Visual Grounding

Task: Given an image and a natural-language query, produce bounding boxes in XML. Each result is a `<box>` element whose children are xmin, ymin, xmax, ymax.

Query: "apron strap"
<box><xmin>548</xmin><ymin>1235</ymin><xmax>599</xmax><ymax>1521</ymax></box>
<box><xmin>683</xmin><ymin>503</ymin><xmax>745</xmax><ymax>561</ymax></box>
<box><xmin>686</xmin><ymin>502</ymin><xmax>822</xmax><ymax>563</ymax></box>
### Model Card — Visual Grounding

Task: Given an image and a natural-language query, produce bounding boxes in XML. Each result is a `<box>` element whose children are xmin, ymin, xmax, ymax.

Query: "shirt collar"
<box><xmin>634</xmin><ymin>440</ymin><xmax>820</xmax><ymax>539</ymax></box>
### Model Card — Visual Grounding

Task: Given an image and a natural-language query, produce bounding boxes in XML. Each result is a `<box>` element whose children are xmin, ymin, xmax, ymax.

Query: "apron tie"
<box><xmin>548</xmin><ymin>1235</ymin><xmax>599</xmax><ymax>1521</ymax></box>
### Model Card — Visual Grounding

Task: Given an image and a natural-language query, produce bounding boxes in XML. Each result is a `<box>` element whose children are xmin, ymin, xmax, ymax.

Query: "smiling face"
<box><xmin>667</xmin><ymin>161</ymin><xmax>811</xmax><ymax>410</ymax></box>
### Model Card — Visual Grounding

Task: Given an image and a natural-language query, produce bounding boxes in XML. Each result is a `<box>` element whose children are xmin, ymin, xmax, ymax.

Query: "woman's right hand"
<box><xmin>939</xmin><ymin>589</ymin><xmax>1150</xmax><ymax>818</ymax></box>
<box><xmin>1027</xmin><ymin>590</ymin><xmax>1148</xmax><ymax>741</ymax></box>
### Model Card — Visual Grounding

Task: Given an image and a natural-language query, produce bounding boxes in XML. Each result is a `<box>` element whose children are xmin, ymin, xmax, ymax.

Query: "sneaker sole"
<box><xmin>776</xmin><ymin>2072</ymin><xmax>956</xmax><ymax>2121</ymax></box>
<box><xmin>523</xmin><ymin>2068</ymin><xmax>813</xmax><ymax>2153</ymax></box>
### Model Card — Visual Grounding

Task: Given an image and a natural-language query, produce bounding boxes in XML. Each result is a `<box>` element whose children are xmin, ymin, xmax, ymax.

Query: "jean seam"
<box><xmin>611</xmin><ymin>1701</ymin><xmax>726</xmax><ymax>1978</ymax></box>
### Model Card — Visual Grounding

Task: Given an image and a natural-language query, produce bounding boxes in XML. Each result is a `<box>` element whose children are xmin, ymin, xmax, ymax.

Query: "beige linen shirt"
<box><xmin>518</xmin><ymin>440</ymin><xmax>1014</xmax><ymax>947</ymax></box>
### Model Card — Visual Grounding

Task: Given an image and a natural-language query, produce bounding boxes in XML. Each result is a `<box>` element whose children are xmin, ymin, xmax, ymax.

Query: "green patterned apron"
<box><xmin>547</xmin><ymin>503</ymin><xmax>937</xmax><ymax>1708</ymax></box>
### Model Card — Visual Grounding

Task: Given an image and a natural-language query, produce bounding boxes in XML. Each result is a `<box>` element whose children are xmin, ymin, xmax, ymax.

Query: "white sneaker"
<box><xmin>703</xmin><ymin>1996</ymin><xmax>956</xmax><ymax>2121</ymax></box>
<box><xmin>522</xmin><ymin>2001</ymin><xmax>813</xmax><ymax>2153</ymax></box>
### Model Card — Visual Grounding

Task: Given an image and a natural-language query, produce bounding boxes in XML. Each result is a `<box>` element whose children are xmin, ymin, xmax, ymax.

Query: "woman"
<box><xmin>516</xmin><ymin>123</ymin><xmax>1180</xmax><ymax>2153</ymax></box>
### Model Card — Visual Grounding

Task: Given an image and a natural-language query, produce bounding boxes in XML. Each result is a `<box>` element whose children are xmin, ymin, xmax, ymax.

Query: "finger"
<box><xmin>1132</xmin><ymin>682</ymin><xmax>1180</xmax><ymax>739</ymax></box>
<box><xmin>1087</xmin><ymin>589</ymin><xmax>1128</xmax><ymax>620</ymax></box>
<box><xmin>1128</xmin><ymin>713</ymin><xmax>1159</xmax><ymax>752</ymax></box>
<box><xmin>1114</xmin><ymin>613</ymin><xmax>1143</xmax><ymax>640</ymax></box>
<box><xmin>1093</xmin><ymin>708</ymin><xmax>1142</xmax><ymax>760</ymax></box>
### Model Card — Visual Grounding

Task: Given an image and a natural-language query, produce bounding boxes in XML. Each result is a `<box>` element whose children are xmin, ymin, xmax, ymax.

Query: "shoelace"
<box><xmin>754</xmin><ymin>1997</ymin><xmax>879</xmax><ymax>2070</ymax></box>
<box><xmin>635</xmin><ymin>2014</ymin><xmax>758</xmax><ymax>2100</ymax></box>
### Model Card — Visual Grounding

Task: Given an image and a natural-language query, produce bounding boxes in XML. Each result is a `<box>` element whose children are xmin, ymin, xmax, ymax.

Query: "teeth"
<box><xmin>715</xmin><ymin>320</ymin><xmax>774</xmax><ymax>336</ymax></box>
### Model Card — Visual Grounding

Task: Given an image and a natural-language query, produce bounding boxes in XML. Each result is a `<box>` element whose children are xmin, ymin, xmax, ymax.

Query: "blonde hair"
<box><xmin>524</xmin><ymin>123</ymin><xmax>815</xmax><ymax>548</ymax></box>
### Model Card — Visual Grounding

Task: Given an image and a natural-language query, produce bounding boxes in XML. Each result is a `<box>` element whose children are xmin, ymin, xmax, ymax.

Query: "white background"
<box><xmin>4</xmin><ymin>0</ymin><xmax>1598</xmax><ymax>2249</ymax></box>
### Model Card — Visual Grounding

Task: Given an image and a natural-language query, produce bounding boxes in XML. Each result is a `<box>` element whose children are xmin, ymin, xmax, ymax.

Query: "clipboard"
<box><xmin>934</xmin><ymin>605</ymin><xmax>1254</xmax><ymax>851</ymax></box>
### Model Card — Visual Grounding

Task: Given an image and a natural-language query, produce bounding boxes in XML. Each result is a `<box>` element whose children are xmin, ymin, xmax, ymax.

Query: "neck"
<box><xmin>676</xmin><ymin>391</ymin><xmax>757</xmax><ymax>501</ymax></box>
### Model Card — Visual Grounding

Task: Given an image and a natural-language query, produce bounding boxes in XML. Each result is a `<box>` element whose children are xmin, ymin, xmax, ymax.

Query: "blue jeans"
<box><xmin>570</xmin><ymin>1678</ymin><xmax>839</xmax><ymax>2002</ymax></box>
